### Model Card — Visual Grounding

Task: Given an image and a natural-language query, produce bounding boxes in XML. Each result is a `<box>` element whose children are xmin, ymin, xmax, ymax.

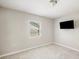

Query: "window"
<box><xmin>29</xmin><ymin>20</ymin><xmax>41</xmax><ymax>38</ymax></box>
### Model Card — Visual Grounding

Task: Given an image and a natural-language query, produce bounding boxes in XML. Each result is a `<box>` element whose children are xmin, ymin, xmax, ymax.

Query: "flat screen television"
<box><xmin>60</xmin><ymin>20</ymin><xmax>74</xmax><ymax>29</ymax></box>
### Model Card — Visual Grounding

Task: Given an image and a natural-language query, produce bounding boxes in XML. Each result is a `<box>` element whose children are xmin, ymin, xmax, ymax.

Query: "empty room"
<box><xmin>0</xmin><ymin>0</ymin><xmax>79</xmax><ymax>59</ymax></box>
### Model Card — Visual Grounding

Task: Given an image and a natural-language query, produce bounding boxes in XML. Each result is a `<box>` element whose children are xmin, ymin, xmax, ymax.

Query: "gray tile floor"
<box><xmin>1</xmin><ymin>44</ymin><xmax>79</xmax><ymax>59</ymax></box>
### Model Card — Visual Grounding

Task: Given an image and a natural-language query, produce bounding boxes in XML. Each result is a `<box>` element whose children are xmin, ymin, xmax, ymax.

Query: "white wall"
<box><xmin>54</xmin><ymin>13</ymin><xmax>79</xmax><ymax>50</ymax></box>
<box><xmin>0</xmin><ymin>7</ymin><xmax>54</xmax><ymax>55</ymax></box>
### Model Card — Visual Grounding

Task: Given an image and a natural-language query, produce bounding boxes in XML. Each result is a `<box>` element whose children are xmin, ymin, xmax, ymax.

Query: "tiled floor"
<box><xmin>1</xmin><ymin>44</ymin><xmax>79</xmax><ymax>59</ymax></box>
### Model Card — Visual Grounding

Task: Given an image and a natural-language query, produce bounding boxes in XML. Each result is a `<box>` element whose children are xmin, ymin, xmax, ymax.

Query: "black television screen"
<box><xmin>60</xmin><ymin>20</ymin><xmax>74</xmax><ymax>29</ymax></box>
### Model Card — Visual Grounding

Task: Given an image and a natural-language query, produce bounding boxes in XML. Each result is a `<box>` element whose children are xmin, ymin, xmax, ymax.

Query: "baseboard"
<box><xmin>0</xmin><ymin>41</ymin><xmax>53</xmax><ymax>58</ymax></box>
<box><xmin>54</xmin><ymin>42</ymin><xmax>79</xmax><ymax>53</ymax></box>
<box><xmin>1</xmin><ymin>42</ymin><xmax>79</xmax><ymax>58</ymax></box>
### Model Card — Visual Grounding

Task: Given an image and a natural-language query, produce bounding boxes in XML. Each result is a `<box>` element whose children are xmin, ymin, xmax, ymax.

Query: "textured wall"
<box><xmin>0</xmin><ymin>7</ymin><xmax>54</xmax><ymax>55</ymax></box>
<box><xmin>54</xmin><ymin>13</ymin><xmax>79</xmax><ymax>50</ymax></box>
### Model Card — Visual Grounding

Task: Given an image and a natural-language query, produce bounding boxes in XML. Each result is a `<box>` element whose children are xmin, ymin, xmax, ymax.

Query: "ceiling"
<box><xmin>0</xmin><ymin>0</ymin><xmax>79</xmax><ymax>19</ymax></box>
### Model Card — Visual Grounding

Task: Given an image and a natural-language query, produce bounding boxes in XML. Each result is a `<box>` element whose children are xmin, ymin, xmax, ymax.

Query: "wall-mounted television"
<box><xmin>60</xmin><ymin>20</ymin><xmax>74</xmax><ymax>29</ymax></box>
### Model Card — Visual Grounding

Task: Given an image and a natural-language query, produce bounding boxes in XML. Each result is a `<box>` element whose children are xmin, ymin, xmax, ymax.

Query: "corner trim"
<box><xmin>0</xmin><ymin>41</ymin><xmax>53</xmax><ymax>58</ymax></box>
<box><xmin>54</xmin><ymin>42</ymin><xmax>79</xmax><ymax>53</ymax></box>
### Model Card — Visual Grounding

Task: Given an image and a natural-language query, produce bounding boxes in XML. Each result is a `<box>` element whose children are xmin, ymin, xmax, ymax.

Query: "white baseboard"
<box><xmin>54</xmin><ymin>42</ymin><xmax>79</xmax><ymax>53</ymax></box>
<box><xmin>1</xmin><ymin>42</ymin><xmax>79</xmax><ymax>58</ymax></box>
<box><xmin>0</xmin><ymin>41</ymin><xmax>53</xmax><ymax>58</ymax></box>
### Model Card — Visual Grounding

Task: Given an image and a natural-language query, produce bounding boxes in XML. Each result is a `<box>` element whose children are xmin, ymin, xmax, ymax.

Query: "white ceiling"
<box><xmin>0</xmin><ymin>0</ymin><xmax>79</xmax><ymax>19</ymax></box>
